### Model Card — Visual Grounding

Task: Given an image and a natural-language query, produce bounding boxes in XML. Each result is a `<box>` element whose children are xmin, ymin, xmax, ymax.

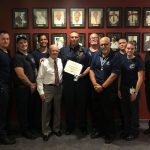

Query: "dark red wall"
<box><xmin>0</xmin><ymin>0</ymin><xmax>150</xmax><ymax>119</ymax></box>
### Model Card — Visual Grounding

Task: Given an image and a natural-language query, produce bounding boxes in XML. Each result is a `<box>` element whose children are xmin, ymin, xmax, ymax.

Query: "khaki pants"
<box><xmin>42</xmin><ymin>84</ymin><xmax>62</xmax><ymax>135</ymax></box>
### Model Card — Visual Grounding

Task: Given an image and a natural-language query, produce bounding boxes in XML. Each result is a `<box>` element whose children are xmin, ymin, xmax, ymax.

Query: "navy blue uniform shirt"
<box><xmin>145</xmin><ymin>51</ymin><xmax>150</xmax><ymax>82</ymax></box>
<box><xmin>31</xmin><ymin>50</ymin><xmax>49</xmax><ymax>69</ymax></box>
<box><xmin>0</xmin><ymin>49</ymin><xmax>12</xmax><ymax>85</ymax></box>
<box><xmin>121</xmin><ymin>55</ymin><xmax>144</xmax><ymax>88</ymax></box>
<box><xmin>59</xmin><ymin>45</ymin><xmax>90</xmax><ymax>80</ymax></box>
<box><xmin>90</xmin><ymin>49</ymin><xmax>120</xmax><ymax>84</ymax></box>
<box><xmin>13</xmin><ymin>51</ymin><xmax>36</xmax><ymax>86</ymax></box>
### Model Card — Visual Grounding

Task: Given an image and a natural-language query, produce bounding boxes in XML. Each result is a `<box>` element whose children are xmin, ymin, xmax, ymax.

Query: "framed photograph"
<box><xmin>125</xmin><ymin>7</ymin><xmax>141</xmax><ymax>27</ymax></box>
<box><xmin>125</xmin><ymin>32</ymin><xmax>140</xmax><ymax>52</ymax></box>
<box><xmin>106</xmin><ymin>8</ymin><xmax>122</xmax><ymax>27</ymax></box>
<box><xmin>32</xmin><ymin>8</ymin><xmax>48</xmax><ymax>28</ymax></box>
<box><xmin>51</xmin><ymin>8</ymin><xmax>67</xmax><ymax>28</ymax></box>
<box><xmin>107</xmin><ymin>32</ymin><xmax>122</xmax><ymax>51</ymax></box>
<box><xmin>70</xmin><ymin>8</ymin><xmax>85</xmax><ymax>28</ymax></box>
<box><xmin>143</xmin><ymin>7</ymin><xmax>150</xmax><ymax>27</ymax></box>
<box><xmin>142</xmin><ymin>33</ymin><xmax>150</xmax><ymax>51</ymax></box>
<box><xmin>12</xmin><ymin>8</ymin><xmax>28</xmax><ymax>28</ymax></box>
<box><xmin>79</xmin><ymin>33</ymin><xmax>86</xmax><ymax>47</ymax></box>
<box><xmin>51</xmin><ymin>33</ymin><xmax>67</xmax><ymax>49</ymax></box>
<box><xmin>88</xmin><ymin>8</ymin><xmax>104</xmax><ymax>28</ymax></box>
<box><xmin>14</xmin><ymin>33</ymin><xmax>30</xmax><ymax>51</ymax></box>
<box><xmin>32</xmin><ymin>33</ymin><xmax>49</xmax><ymax>50</ymax></box>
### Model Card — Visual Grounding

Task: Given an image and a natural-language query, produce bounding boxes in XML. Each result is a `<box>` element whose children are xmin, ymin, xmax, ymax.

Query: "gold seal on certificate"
<box><xmin>64</xmin><ymin>60</ymin><xmax>83</xmax><ymax>76</ymax></box>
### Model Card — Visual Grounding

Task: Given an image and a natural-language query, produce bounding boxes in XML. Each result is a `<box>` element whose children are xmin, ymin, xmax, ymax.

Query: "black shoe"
<box><xmin>90</xmin><ymin>131</ymin><xmax>102</xmax><ymax>139</ymax></box>
<box><xmin>125</xmin><ymin>135</ymin><xmax>137</xmax><ymax>141</ymax></box>
<box><xmin>22</xmin><ymin>131</ymin><xmax>37</xmax><ymax>139</ymax></box>
<box><xmin>144</xmin><ymin>128</ymin><xmax>150</xmax><ymax>134</ymax></box>
<box><xmin>104</xmin><ymin>135</ymin><xmax>114</xmax><ymax>144</ymax></box>
<box><xmin>53</xmin><ymin>131</ymin><xmax>62</xmax><ymax>137</ymax></box>
<box><xmin>120</xmin><ymin>132</ymin><xmax>128</xmax><ymax>139</ymax></box>
<box><xmin>43</xmin><ymin>135</ymin><xmax>49</xmax><ymax>141</ymax></box>
<box><xmin>0</xmin><ymin>136</ymin><xmax>16</xmax><ymax>145</ymax></box>
<box><xmin>65</xmin><ymin>129</ymin><xmax>73</xmax><ymax>135</ymax></box>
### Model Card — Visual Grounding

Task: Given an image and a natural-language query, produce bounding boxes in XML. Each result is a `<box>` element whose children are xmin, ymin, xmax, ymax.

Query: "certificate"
<box><xmin>64</xmin><ymin>60</ymin><xmax>83</xmax><ymax>76</ymax></box>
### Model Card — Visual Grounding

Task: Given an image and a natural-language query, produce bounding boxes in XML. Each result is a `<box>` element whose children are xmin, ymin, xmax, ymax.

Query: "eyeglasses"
<box><xmin>100</xmin><ymin>43</ymin><xmax>109</xmax><ymax>46</ymax></box>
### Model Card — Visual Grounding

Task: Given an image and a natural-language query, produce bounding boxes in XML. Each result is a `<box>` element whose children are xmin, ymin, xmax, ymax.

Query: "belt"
<box><xmin>44</xmin><ymin>84</ymin><xmax>57</xmax><ymax>86</ymax></box>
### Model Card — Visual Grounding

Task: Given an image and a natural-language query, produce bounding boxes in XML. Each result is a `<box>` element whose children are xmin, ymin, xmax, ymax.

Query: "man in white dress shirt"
<box><xmin>36</xmin><ymin>44</ymin><xmax>63</xmax><ymax>141</ymax></box>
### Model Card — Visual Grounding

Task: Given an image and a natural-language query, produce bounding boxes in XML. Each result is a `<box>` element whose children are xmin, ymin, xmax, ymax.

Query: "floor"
<box><xmin>1</xmin><ymin>120</ymin><xmax>150</xmax><ymax>150</ymax></box>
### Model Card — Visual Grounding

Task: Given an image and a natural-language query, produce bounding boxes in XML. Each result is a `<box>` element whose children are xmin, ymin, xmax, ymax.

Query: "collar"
<box><xmin>0</xmin><ymin>47</ymin><xmax>8</xmax><ymax>53</ymax></box>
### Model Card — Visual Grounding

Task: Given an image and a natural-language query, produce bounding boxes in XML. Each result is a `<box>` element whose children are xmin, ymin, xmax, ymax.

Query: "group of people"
<box><xmin>0</xmin><ymin>30</ymin><xmax>150</xmax><ymax>145</ymax></box>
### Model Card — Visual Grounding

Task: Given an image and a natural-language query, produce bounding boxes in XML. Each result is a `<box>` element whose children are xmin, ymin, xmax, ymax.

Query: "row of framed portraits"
<box><xmin>12</xmin><ymin>7</ymin><xmax>150</xmax><ymax>28</ymax></box>
<box><xmin>14</xmin><ymin>32</ymin><xmax>150</xmax><ymax>52</ymax></box>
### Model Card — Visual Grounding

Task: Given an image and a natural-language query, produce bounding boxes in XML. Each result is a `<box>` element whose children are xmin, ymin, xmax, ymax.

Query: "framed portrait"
<box><xmin>107</xmin><ymin>32</ymin><xmax>122</xmax><ymax>51</ymax></box>
<box><xmin>51</xmin><ymin>33</ymin><xmax>67</xmax><ymax>49</ymax></box>
<box><xmin>142</xmin><ymin>33</ymin><xmax>150</xmax><ymax>51</ymax></box>
<box><xmin>125</xmin><ymin>32</ymin><xmax>140</xmax><ymax>52</ymax></box>
<box><xmin>125</xmin><ymin>7</ymin><xmax>141</xmax><ymax>27</ymax></box>
<box><xmin>51</xmin><ymin>8</ymin><xmax>67</xmax><ymax>28</ymax></box>
<box><xmin>143</xmin><ymin>7</ymin><xmax>150</xmax><ymax>27</ymax></box>
<box><xmin>79</xmin><ymin>33</ymin><xmax>86</xmax><ymax>47</ymax></box>
<box><xmin>32</xmin><ymin>8</ymin><xmax>48</xmax><ymax>28</ymax></box>
<box><xmin>88</xmin><ymin>8</ymin><xmax>104</xmax><ymax>28</ymax></box>
<box><xmin>106</xmin><ymin>8</ymin><xmax>122</xmax><ymax>27</ymax></box>
<box><xmin>12</xmin><ymin>8</ymin><xmax>28</xmax><ymax>28</ymax></box>
<box><xmin>70</xmin><ymin>8</ymin><xmax>85</xmax><ymax>28</ymax></box>
<box><xmin>14</xmin><ymin>33</ymin><xmax>30</xmax><ymax>51</ymax></box>
<box><xmin>32</xmin><ymin>33</ymin><xmax>49</xmax><ymax>50</ymax></box>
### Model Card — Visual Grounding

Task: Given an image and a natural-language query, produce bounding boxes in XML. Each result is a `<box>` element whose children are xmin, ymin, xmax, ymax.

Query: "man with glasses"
<box><xmin>89</xmin><ymin>37</ymin><xmax>120</xmax><ymax>144</ymax></box>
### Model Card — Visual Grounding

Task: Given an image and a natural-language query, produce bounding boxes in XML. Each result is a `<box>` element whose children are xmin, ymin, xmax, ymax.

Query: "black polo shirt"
<box><xmin>59</xmin><ymin>45</ymin><xmax>90</xmax><ymax>80</ymax></box>
<box><xmin>0</xmin><ymin>49</ymin><xmax>12</xmax><ymax>85</ymax></box>
<box><xmin>90</xmin><ymin>49</ymin><xmax>120</xmax><ymax>84</ymax></box>
<box><xmin>31</xmin><ymin>50</ymin><xmax>49</xmax><ymax>69</ymax></box>
<box><xmin>13</xmin><ymin>51</ymin><xmax>36</xmax><ymax>86</ymax></box>
<box><xmin>121</xmin><ymin>55</ymin><xmax>144</xmax><ymax>88</ymax></box>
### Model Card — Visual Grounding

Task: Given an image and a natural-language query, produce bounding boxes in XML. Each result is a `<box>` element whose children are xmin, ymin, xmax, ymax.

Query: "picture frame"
<box><xmin>143</xmin><ymin>7</ymin><xmax>150</xmax><ymax>27</ymax></box>
<box><xmin>125</xmin><ymin>32</ymin><xmax>140</xmax><ymax>52</ymax></box>
<box><xmin>106</xmin><ymin>32</ymin><xmax>122</xmax><ymax>51</ymax></box>
<box><xmin>32</xmin><ymin>8</ymin><xmax>48</xmax><ymax>28</ymax></box>
<box><xmin>88</xmin><ymin>8</ymin><xmax>104</xmax><ymax>28</ymax></box>
<box><xmin>79</xmin><ymin>33</ymin><xmax>86</xmax><ymax>47</ymax></box>
<box><xmin>51</xmin><ymin>8</ymin><xmax>67</xmax><ymax>28</ymax></box>
<box><xmin>70</xmin><ymin>8</ymin><xmax>85</xmax><ymax>28</ymax></box>
<box><xmin>12</xmin><ymin>8</ymin><xmax>28</xmax><ymax>28</ymax></box>
<box><xmin>142</xmin><ymin>33</ymin><xmax>150</xmax><ymax>51</ymax></box>
<box><xmin>106</xmin><ymin>7</ymin><xmax>122</xmax><ymax>27</ymax></box>
<box><xmin>51</xmin><ymin>33</ymin><xmax>67</xmax><ymax>49</ymax></box>
<box><xmin>14</xmin><ymin>33</ymin><xmax>30</xmax><ymax>51</ymax></box>
<box><xmin>125</xmin><ymin>7</ymin><xmax>141</xmax><ymax>27</ymax></box>
<box><xmin>32</xmin><ymin>33</ymin><xmax>49</xmax><ymax>50</ymax></box>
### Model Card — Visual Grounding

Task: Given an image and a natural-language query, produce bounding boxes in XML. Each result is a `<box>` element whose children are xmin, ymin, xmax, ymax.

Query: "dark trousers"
<box><xmin>92</xmin><ymin>87</ymin><xmax>116</xmax><ymax>136</ymax></box>
<box><xmin>15</xmin><ymin>86</ymin><xmax>34</xmax><ymax>132</ymax></box>
<box><xmin>63</xmin><ymin>78</ymin><xmax>87</xmax><ymax>130</ymax></box>
<box><xmin>0</xmin><ymin>84</ymin><xmax>10</xmax><ymax>137</ymax></box>
<box><xmin>145</xmin><ymin>83</ymin><xmax>150</xmax><ymax>127</ymax></box>
<box><xmin>120</xmin><ymin>86</ymin><xmax>139</xmax><ymax>135</ymax></box>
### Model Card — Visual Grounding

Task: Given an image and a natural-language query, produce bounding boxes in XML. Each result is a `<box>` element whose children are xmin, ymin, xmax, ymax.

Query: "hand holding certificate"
<box><xmin>64</xmin><ymin>60</ymin><xmax>83</xmax><ymax>81</ymax></box>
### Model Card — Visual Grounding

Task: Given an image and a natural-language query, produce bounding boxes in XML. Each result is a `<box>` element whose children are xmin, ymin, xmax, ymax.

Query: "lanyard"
<box><xmin>100</xmin><ymin>56</ymin><xmax>109</xmax><ymax>71</ymax></box>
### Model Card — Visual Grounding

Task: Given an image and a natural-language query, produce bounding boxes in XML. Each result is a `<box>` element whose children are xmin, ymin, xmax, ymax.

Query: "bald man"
<box><xmin>37</xmin><ymin>45</ymin><xmax>63</xmax><ymax>141</ymax></box>
<box><xmin>89</xmin><ymin>37</ymin><xmax>120</xmax><ymax>144</ymax></box>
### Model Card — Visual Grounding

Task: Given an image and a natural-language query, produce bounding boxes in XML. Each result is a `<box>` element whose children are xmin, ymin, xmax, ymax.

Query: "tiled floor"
<box><xmin>1</xmin><ymin>120</ymin><xmax>150</xmax><ymax>150</ymax></box>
